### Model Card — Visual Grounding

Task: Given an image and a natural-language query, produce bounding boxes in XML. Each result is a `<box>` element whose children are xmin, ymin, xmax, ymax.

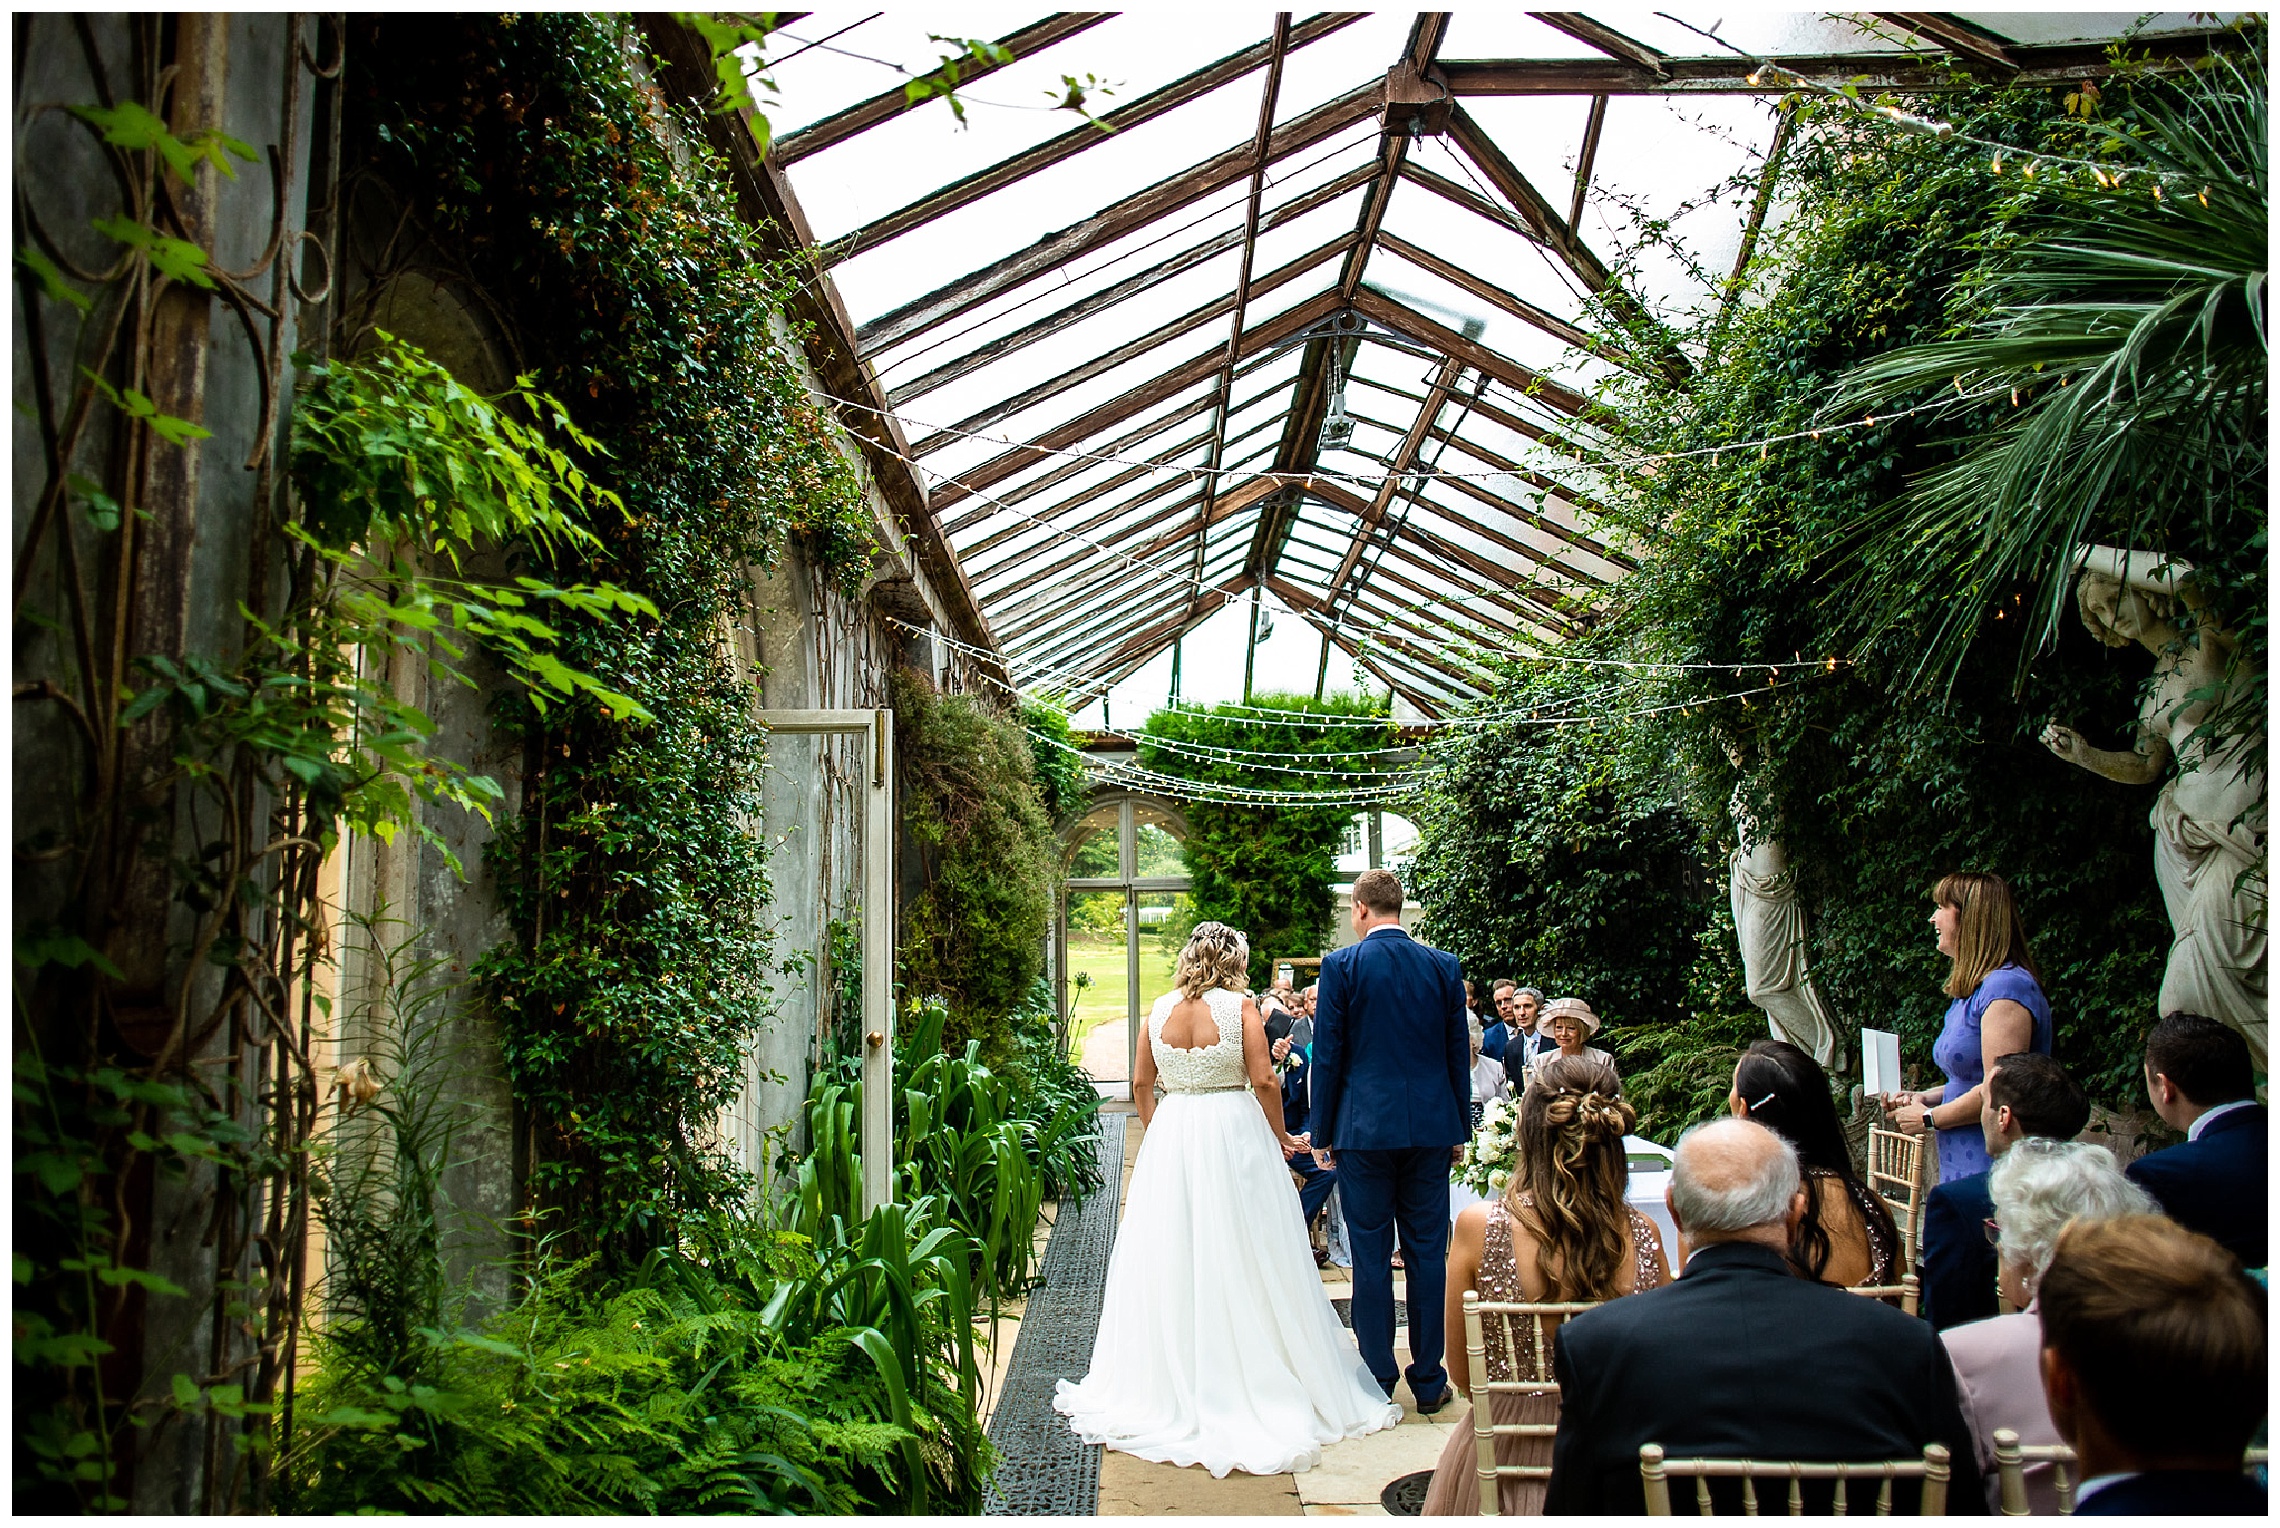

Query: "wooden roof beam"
<box><xmin>1528</xmin><ymin>13</ymin><xmax>1668</xmax><ymax>77</ymax></box>
<box><xmin>1435</xmin><ymin>31</ymin><xmax>2236</xmax><ymax>94</ymax></box>
<box><xmin>885</xmin><ymin>163</ymin><xmax>1374</xmax><ymax>404</ymax></box>
<box><xmin>909</xmin><ymin>233</ymin><xmax>1348</xmax><ymax>454</ymax></box>
<box><xmin>824</xmin><ymin>13</ymin><xmax>1367</xmax><ymax>262</ymax></box>
<box><xmin>1421</xmin><ymin>459</ymin><xmax>1629</xmax><ymax>582</ymax></box>
<box><xmin>1287</xmin><ymin>607</ymin><xmax>1453</xmax><ymax>716</ymax></box>
<box><xmin>775</xmin><ymin>14</ymin><xmax>1115</xmax><ymax>163</ymax></box>
<box><xmin>1268</xmin><ymin>575</ymin><xmax>1486</xmax><ymax>692</ymax></box>
<box><xmin>1443</xmin><ymin>105</ymin><xmax>1689</xmax><ymax>380</ymax></box>
<box><xmin>963</xmin><ymin>471</ymin><xmax>1194</xmax><ymax>577</ymax></box>
<box><xmin>1350</xmin><ymin>288</ymin><xmax>1591</xmax><ymax>416</ymax></box>
<box><xmin>1328</xmin><ymin>355</ymin><xmax>1466</xmax><ymax>597</ymax></box>
<box><xmin>995</xmin><ymin>483</ymin><xmax>1278</xmax><ymax>639</ymax></box>
<box><xmin>1869</xmin><ymin>14</ymin><xmax>2020</xmax><ymax>73</ymax></box>
<box><xmin>1189</xmin><ymin>13</ymin><xmax>1298</xmax><ymax>587</ymax></box>
<box><xmin>930</xmin><ymin>288</ymin><xmax>1347</xmax><ymax>510</ymax></box>
<box><xmin>1054</xmin><ymin>577</ymin><xmax>1256</xmax><ymax>703</ymax></box>
<box><xmin>1373</xmin><ymin>229</ymin><xmax>1656</xmax><ymax>378</ymax></box>
<box><xmin>1568</xmin><ymin>92</ymin><xmax>1609</xmax><ymax>231</ymax></box>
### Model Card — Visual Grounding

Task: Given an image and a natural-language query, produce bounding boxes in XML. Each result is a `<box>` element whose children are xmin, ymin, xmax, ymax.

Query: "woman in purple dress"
<box><xmin>1882</xmin><ymin>872</ymin><xmax>2053</xmax><ymax>1183</ymax></box>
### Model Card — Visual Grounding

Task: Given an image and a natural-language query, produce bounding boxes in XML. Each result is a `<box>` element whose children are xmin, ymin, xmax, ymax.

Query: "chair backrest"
<box><xmin>1990</xmin><ymin>1430</ymin><xmax>2270</xmax><ymax>1515</ymax></box>
<box><xmin>1845</xmin><ymin>1272</ymin><xmax>1922</xmax><ymax>1318</ymax></box>
<box><xmin>1640</xmin><ymin>1441</ymin><xmax>1952</xmax><ymax>1516</ymax></box>
<box><xmin>1868</xmin><ymin>1127</ymin><xmax>1930</xmax><ymax>1268</ymax></box>
<box><xmin>1461</xmin><ymin>1292</ymin><xmax>1605</xmax><ymax>1515</ymax></box>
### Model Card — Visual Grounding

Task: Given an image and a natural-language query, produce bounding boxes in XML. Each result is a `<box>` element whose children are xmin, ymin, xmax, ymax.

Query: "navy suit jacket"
<box><xmin>1481</xmin><ymin>1020</ymin><xmax>1510</xmax><ymax>1063</ymax></box>
<box><xmin>2074</xmin><ymin>1470</ymin><xmax>2267</xmax><ymax>1515</ymax></box>
<box><xmin>2127</xmin><ymin>1105</ymin><xmax>2268</xmax><ymax>1268</ymax></box>
<box><xmin>1922</xmin><ymin>1169</ymin><xmax>1999</xmax><ymax>1331</ymax></box>
<box><xmin>1280</xmin><ymin>1048</ymin><xmax>1312</xmax><ymax>1138</ymax></box>
<box><xmin>1309</xmin><ymin>926</ymin><xmax>1469</xmax><ymax>1153</ymax></box>
<box><xmin>1544</xmin><ymin>1243</ymin><xmax>1985</xmax><ymax>1515</ymax></box>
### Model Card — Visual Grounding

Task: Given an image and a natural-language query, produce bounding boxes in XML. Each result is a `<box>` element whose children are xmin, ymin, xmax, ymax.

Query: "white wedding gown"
<box><xmin>1055</xmin><ymin>987</ymin><xmax>1401</xmax><ymax>1477</ymax></box>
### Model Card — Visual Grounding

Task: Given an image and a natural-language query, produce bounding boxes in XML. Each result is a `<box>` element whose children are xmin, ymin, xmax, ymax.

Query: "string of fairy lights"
<box><xmin>885</xmin><ymin>616</ymin><xmax>1847</xmax><ymax>808</ymax></box>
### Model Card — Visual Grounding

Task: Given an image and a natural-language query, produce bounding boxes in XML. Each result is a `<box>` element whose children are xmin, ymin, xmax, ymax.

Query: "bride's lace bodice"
<box><xmin>1148</xmin><ymin>987</ymin><xmax>1249</xmax><ymax>1093</ymax></box>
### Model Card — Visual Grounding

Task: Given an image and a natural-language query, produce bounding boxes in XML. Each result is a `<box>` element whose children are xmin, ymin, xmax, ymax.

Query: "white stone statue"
<box><xmin>2041</xmin><ymin>545</ymin><xmax>2268</xmax><ymax>1071</ymax></box>
<box><xmin>1725</xmin><ymin>742</ymin><xmax>1842</xmax><ymax>1069</ymax></box>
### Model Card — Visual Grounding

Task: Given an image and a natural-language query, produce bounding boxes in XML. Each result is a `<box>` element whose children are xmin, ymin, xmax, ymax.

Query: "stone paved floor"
<box><xmin>1085</xmin><ymin>1109</ymin><xmax>1458</xmax><ymax>1516</ymax></box>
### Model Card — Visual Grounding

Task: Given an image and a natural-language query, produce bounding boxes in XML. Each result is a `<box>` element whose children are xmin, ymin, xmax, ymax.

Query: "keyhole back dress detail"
<box><xmin>1054</xmin><ymin>986</ymin><xmax>1400</xmax><ymax>1477</ymax></box>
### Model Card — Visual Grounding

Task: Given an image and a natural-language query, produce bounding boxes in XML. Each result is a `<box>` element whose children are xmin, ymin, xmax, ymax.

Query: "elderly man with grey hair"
<box><xmin>1544</xmin><ymin>1118</ymin><xmax>1984</xmax><ymax>1515</ymax></box>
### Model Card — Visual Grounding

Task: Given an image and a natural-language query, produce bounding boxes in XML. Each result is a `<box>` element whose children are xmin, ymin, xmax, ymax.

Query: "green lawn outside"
<box><xmin>1065</xmin><ymin>932</ymin><xmax>1177</xmax><ymax>1056</ymax></box>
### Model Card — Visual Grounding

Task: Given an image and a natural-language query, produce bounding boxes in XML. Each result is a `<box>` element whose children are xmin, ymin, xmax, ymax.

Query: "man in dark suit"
<box><xmin>1923</xmin><ymin>1052</ymin><xmax>2092</xmax><ymax>1329</ymax></box>
<box><xmin>1274</xmin><ymin>1034</ymin><xmax>1336</xmax><ymax>1243</ymax></box>
<box><xmin>1309</xmin><ymin>868</ymin><xmax>1470</xmax><ymax>1414</ymax></box>
<box><xmin>1544</xmin><ymin>1118</ymin><xmax>1984</xmax><ymax>1515</ymax></box>
<box><xmin>2126</xmin><ymin>1012</ymin><xmax>2267</xmax><ymax>1269</ymax></box>
<box><xmin>2039</xmin><ymin>1213</ymin><xmax>2266</xmax><ymax>1515</ymax></box>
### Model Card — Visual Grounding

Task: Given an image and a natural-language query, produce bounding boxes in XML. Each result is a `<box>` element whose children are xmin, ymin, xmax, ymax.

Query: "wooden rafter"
<box><xmin>824</xmin><ymin>14</ymin><xmax>1366</xmax><ymax>263</ymax></box>
<box><xmin>1056</xmin><ymin>578</ymin><xmax>1256</xmax><ymax>700</ymax></box>
<box><xmin>978</xmin><ymin>487</ymin><xmax>1210</xmax><ymax>614</ymax></box>
<box><xmin>946</xmin><ymin>350</ymin><xmax>1289</xmax><ymax>533</ymax></box>
<box><xmin>856</xmin><ymin>80</ymin><xmax>1381</xmax><ymax>355</ymax></box>
<box><xmin>1373</xmin><ymin>230</ymin><xmax>1654</xmax><ymax>377</ymax></box>
<box><xmin>1870</xmin><ymin>14</ymin><xmax>2020</xmax><ymax>73</ymax></box>
<box><xmin>1528</xmin><ymin>13</ymin><xmax>1668</xmax><ymax>77</ymax></box>
<box><xmin>1328</xmin><ymin>355</ymin><xmax>1465</xmax><ymax>597</ymax></box>
<box><xmin>1022</xmin><ymin>563</ymin><xmax>1252</xmax><ymax>674</ymax></box>
<box><xmin>1569</xmin><ymin>93</ymin><xmax>1609</xmax><ymax>230</ymax></box>
<box><xmin>964</xmin><ymin>472</ymin><xmax>1193</xmax><ymax>577</ymax></box>
<box><xmin>954</xmin><ymin>432</ymin><xmax>1207</xmax><ymax>550</ymax></box>
<box><xmin>928</xmin><ymin>288</ymin><xmax>1347</xmax><ymax>511</ymax></box>
<box><xmin>1350</xmin><ymin>288</ymin><xmax>1590</xmax><ymax>416</ymax></box>
<box><xmin>1421</xmin><ymin>425</ymin><xmax>1619</xmax><ymax>539</ymax></box>
<box><xmin>991</xmin><ymin>488</ymin><xmax>1262</xmax><ymax>636</ymax></box>
<box><xmin>1306</xmin><ymin>474</ymin><xmax>1586</xmax><ymax>632</ymax></box>
<box><xmin>1189</xmin><ymin>13</ymin><xmax>1297</xmax><ymax>588</ymax></box>
<box><xmin>1435</xmin><ymin>30</ymin><xmax>2234</xmax><ymax>95</ymax></box>
<box><xmin>1267</xmin><ymin>575</ymin><xmax>1484</xmax><ymax>691</ymax></box>
<box><xmin>774</xmin><ymin>14</ymin><xmax>1115</xmax><ymax>164</ymax></box>
<box><xmin>1442</xmin><ymin>106</ymin><xmax>1688</xmax><ymax>380</ymax></box>
<box><xmin>1287</xmin><ymin>606</ymin><xmax>1453</xmax><ymax>714</ymax></box>
<box><xmin>885</xmin><ymin>165</ymin><xmax>1373</xmax><ymax>405</ymax></box>
<box><xmin>909</xmin><ymin>235</ymin><xmax>1348</xmax><ymax>455</ymax></box>
<box><xmin>1419</xmin><ymin>462</ymin><xmax>1627</xmax><ymax>584</ymax></box>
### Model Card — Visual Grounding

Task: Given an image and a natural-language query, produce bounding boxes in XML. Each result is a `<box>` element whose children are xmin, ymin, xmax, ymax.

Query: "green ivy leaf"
<box><xmin>88</xmin><ymin>214</ymin><xmax>217</xmax><ymax>291</ymax></box>
<box><xmin>16</xmin><ymin>246</ymin><xmax>92</xmax><ymax>312</ymax></box>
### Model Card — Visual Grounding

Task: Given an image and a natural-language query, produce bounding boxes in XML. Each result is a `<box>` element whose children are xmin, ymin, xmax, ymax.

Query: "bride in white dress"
<box><xmin>1055</xmin><ymin>922</ymin><xmax>1401</xmax><ymax>1477</ymax></box>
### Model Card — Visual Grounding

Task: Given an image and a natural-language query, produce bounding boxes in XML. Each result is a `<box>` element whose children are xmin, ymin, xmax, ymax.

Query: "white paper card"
<box><xmin>1862</xmin><ymin>1028</ymin><xmax>1903</xmax><ymax>1098</ymax></box>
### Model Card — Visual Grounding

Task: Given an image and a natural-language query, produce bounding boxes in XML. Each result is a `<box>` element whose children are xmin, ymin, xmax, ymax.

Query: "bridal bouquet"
<box><xmin>1454</xmin><ymin>1095</ymin><xmax>1519</xmax><ymax>1195</ymax></box>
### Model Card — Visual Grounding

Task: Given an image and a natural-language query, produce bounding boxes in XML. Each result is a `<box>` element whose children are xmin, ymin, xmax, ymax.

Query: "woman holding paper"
<box><xmin>1881</xmin><ymin>872</ymin><xmax>2052</xmax><ymax>1183</ymax></box>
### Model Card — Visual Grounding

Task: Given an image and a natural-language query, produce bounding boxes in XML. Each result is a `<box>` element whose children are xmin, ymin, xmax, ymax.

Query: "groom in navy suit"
<box><xmin>1309</xmin><ymin>868</ymin><xmax>1471</xmax><ymax>1412</ymax></box>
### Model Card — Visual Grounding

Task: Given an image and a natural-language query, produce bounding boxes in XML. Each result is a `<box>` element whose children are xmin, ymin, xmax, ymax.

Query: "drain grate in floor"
<box><xmin>983</xmin><ymin>1113</ymin><xmax>1127</xmax><ymax>1516</ymax></box>
<box><xmin>1382</xmin><ymin>1469</ymin><xmax>1434</xmax><ymax>1515</ymax></box>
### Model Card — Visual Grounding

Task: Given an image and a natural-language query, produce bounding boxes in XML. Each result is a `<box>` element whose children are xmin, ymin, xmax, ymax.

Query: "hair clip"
<box><xmin>1747</xmin><ymin>1091</ymin><xmax>1776</xmax><ymax>1113</ymax></box>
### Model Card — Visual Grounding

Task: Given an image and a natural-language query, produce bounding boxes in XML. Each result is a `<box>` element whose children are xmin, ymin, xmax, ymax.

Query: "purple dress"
<box><xmin>1930</xmin><ymin>964</ymin><xmax>2053</xmax><ymax>1183</ymax></box>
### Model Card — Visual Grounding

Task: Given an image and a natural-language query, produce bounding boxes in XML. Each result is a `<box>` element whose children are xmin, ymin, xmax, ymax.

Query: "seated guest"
<box><xmin>1729</xmin><ymin>1038</ymin><xmax>1901</xmax><ymax>1288</ymax></box>
<box><xmin>1273</xmin><ymin>1033</ymin><xmax>1336</xmax><ymax>1257</ymax></box>
<box><xmin>1539</xmin><ymin>997</ymin><xmax>1614</xmax><ymax>1078</ymax></box>
<box><xmin>2038</xmin><ymin>1214</ymin><xmax>2267</xmax><ymax>1515</ymax></box>
<box><xmin>1466</xmin><ymin>1014</ymin><xmax>1509</xmax><ymax>1128</ymax></box>
<box><xmin>1289</xmin><ymin>983</ymin><xmax>1319</xmax><ymax>1049</ymax></box>
<box><xmin>1940</xmin><ymin>1140</ymin><xmax>2155</xmax><ymax>1512</ymax></box>
<box><xmin>1543</xmin><ymin>1118</ymin><xmax>1981</xmax><ymax>1515</ymax></box>
<box><xmin>1423</xmin><ymin>1054</ymin><xmax>1668</xmax><ymax>1514</ymax></box>
<box><xmin>1482</xmin><ymin>978</ymin><xmax>1518</xmax><ymax>1063</ymax></box>
<box><xmin>2127</xmin><ymin>1013</ymin><xmax>2267</xmax><ymax>1269</ymax></box>
<box><xmin>1923</xmin><ymin>1052</ymin><xmax>2093</xmax><ymax>1329</ymax></box>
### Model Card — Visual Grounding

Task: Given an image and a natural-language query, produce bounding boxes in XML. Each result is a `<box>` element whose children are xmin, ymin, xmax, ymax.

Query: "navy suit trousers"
<box><xmin>1338</xmin><ymin>1145</ymin><xmax>1451</xmax><ymax>1395</ymax></box>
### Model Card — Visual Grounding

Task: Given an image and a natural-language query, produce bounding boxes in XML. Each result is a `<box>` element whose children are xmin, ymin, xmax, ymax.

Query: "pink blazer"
<box><xmin>1941</xmin><ymin>1309</ymin><xmax>2063</xmax><ymax>1515</ymax></box>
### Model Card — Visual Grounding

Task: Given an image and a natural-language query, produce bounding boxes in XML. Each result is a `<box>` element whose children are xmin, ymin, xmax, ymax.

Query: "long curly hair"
<box><xmin>1504</xmin><ymin>1053</ymin><xmax>1637</xmax><ymax>1300</ymax></box>
<box><xmin>1174</xmin><ymin>921</ymin><xmax>1250</xmax><ymax>1000</ymax></box>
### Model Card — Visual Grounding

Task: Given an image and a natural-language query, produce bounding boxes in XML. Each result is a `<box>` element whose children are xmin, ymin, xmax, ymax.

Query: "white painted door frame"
<box><xmin>759</xmin><ymin>708</ymin><xmax>895</xmax><ymax>1215</ymax></box>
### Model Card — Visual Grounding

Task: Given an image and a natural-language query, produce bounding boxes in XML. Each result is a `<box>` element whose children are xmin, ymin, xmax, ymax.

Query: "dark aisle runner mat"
<box><xmin>983</xmin><ymin>1111</ymin><xmax>1128</xmax><ymax>1515</ymax></box>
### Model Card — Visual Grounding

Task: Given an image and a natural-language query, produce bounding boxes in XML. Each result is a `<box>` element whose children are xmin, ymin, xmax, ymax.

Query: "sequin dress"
<box><xmin>1422</xmin><ymin>1197</ymin><xmax>1667</xmax><ymax>1516</ymax></box>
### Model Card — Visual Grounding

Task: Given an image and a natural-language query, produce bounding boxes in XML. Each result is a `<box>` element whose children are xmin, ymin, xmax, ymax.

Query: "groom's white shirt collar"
<box><xmin>1362</xmin><ymin>924</ymin><xmax>1406</xmax><ymax>939</ymax></box>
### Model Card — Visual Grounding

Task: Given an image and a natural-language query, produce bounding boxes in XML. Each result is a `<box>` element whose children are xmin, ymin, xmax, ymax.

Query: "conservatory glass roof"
<box><xmin>758</xmin><ymin>10</ymin><xmax>2237</xmax><ymax>716</ymax></box>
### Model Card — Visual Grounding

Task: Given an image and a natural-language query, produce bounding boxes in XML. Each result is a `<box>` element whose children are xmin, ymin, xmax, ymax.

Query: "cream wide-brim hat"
<box><xmin>1537</xmin><ymin>997</ymin><xmax>1600</xmax><ymax>1035</ymax></box>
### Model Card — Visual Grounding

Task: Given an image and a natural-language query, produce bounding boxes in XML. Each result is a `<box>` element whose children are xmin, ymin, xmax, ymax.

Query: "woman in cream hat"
<box><xmin>1536</xmin><ymin>997</ymin><xmax>1616</xmax><ymax>1078</ymax></box>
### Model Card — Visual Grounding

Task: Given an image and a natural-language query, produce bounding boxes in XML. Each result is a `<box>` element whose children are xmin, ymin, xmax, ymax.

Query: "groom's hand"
<box><xmin>1312</xmin><ymin>1145</ymin><xmax>1335</xmax><ymax>1170</ymax></box>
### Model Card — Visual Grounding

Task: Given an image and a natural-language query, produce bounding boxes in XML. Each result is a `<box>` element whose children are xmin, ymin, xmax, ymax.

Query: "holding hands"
<box><xmin>1877</xmin><ymin>1089</ymin><xmax>1938</xmax><ymax>1136</ymax></box>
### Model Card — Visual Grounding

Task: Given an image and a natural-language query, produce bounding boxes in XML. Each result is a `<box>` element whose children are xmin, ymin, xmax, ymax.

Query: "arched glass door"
<box><xmin>1059</xmin><ymin>795</ymin><xmax>1191</xmax><ymax>1100</ymax></box>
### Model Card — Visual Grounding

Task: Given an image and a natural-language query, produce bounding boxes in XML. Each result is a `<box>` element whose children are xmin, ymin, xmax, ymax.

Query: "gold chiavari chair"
<box><xmin>1846</xmin><ymin>1271</ymin><xmax>1923</xmax><ymax>1317</ymax></box>
<box><xmin>1990</xmin><ymin>1429</ymin><xmax>2270</xmax><ymax>1514</ymax></box>
<box><xmin>1868</xmin><ymin>1127</ymin><xmax>1930</xmax><ymax>1270</ymax></box>
<box><xmin>1460</xmin><ymin>1291</ymin><xmax>1603</xmax><ymax>1515</ymax></box>
<box><xmin>1640</xmin><ymin>1441</ymin><xmax>1952</xmax><ymax>1516</ymax></box>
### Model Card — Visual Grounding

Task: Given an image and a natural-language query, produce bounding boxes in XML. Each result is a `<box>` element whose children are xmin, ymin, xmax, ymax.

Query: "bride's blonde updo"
<box><xmin>1175</xmin><ymin>921</ymin><xmax>1251</xmax><ymax>1000</ymax></box>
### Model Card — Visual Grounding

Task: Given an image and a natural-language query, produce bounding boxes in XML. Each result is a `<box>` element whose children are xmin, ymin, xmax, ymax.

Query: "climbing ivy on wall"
<box><xmin>352</xmin><ymin>11</ymin><xmax>875</xmax><ymax>1252</ymax></box>
<box><xmin>1137</xmin><ymin>694</ymin><xmax>1394</xmax><ymax>987</ymax></box>
<box><xmin>891</xmin><ymin>669</ymin><xmax>1059</xmax><ymax>1049</ymax></box>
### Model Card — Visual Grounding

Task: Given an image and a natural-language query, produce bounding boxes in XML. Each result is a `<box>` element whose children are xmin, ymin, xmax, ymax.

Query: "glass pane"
<box><xmin>1133</xmin><ymin>809</ymin><xmax>1188</xmax><ymax>877</ymax></box>
<box><xmin>1135</xmin><ymin>889</ymin><xmax>1189</xmax><ymax>1026</ymax></box>
<box><xmin>1067</xmin><ymin>890</ymin><xmax>1130</xmax><ymax>1087</ymax></box>
<box><xmin>1066</xmin><ymin>807</ymin><xmax>1119</xmax><ymax>877</ymax></box>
